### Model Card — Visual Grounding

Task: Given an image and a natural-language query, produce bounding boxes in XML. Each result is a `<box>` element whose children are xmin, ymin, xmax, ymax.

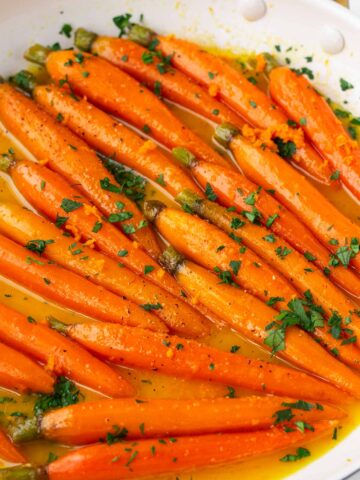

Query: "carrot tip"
<box><xmin>172</xmin><ymin>147</ymin><xmax>197</xmax><ymax>168</ymax></box>
<box><xmin>9</xmin><ymin>71</ymin><xmax>37</xmax><ymax>95</ymax></box>
<box><xmin>75</xmin><ymin>28</ymin><xmax>98</xmax><ymax>52</ymax></box>
<box><xmin>214</xmin><ymin>123</ymin><xmax>240</xmax><ymax>147</ymax></box>
<box><xmin>143</xmin><ymin>200</ymin><xmax>166</xmax><ymax>223</ymax></box>
<box><xmin>24</xmin><ymin>44</ymin><xmax>50</xmax><ymax>66</ymax></box>
<box><xmin>159</xmin><ymin>246</ymin><xmax>185</xmax><ymax>274</ymax></box>
<box><xmin>128</xmin><ymin>23</ymin><xmax>155</xmax><ymax>47</ymax></box>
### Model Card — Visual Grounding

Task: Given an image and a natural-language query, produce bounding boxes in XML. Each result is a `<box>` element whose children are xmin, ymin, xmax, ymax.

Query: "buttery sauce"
<box><xmin>0</xmin><ymin>54</ymin><xmax>359</xmax><ymax>479</ymax></box>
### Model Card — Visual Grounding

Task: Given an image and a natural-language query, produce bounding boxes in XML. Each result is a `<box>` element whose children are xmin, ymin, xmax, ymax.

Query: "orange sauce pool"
<box><xmin>0</xmin><ymin>53</ymin><xmax>359</xmax><ymax>479</ymax></box>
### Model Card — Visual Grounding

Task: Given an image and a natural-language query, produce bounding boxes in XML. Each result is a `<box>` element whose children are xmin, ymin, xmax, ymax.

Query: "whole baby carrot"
<box><xmin>12</xmin><ymin>396</ymin><xmax>343</xmax><ymax>445</ymax></box>
<box><xmin>160</xmin><ymin>243</ymin><xmax>360</xmax><ymax>371</ymax></box>
<box><xmin>270</xmin><ymin>67</ymin><xmax>360</xmax><ymax>200</ymax></box>
<box><xmin>75</xmin><ymin>28</ymin><xmax>245</xmax><ymax>128</ymax></box>
<box><xmin>49</xmin><ymin>319</ymin><xmax>351</xmax><ymax>402</ymax></box>
<box><xmin>0</xmin><ymin>203</ymin><xmax>209</xmax><ymax>338</ymax></box>
<box><xmin>144</xmin><ymin>200</ymin><xmax>297</xmax><ymax>309</ymax></box>
<box><xmin>24</xmin><ymin>45</ymin><xmax>230</xmax><ymax>168</ymax></box>
<box><xmin>0</xmin><ymin>158</ymin><xmax>226</xmax><ymax>326</ymax></box>
<box><xmin>0</xmin><ymin>233</ymin><xmax>166</xmax><ymax>333</ymax></box>
<box><xmin>0</xmin><ymin>302</ymin><xmax>133</xmax><ymax>398</ymax></box>
<box><xmin>215</xmin><ymin>123</ymin><xmax>360</xmax><ymax>272</ymax></box>
<box><xmin>0</xmin><ymin>342</ymin><xmax>54</xmax><ymax>394</ymax></box>
<box><xmin>173</xmin><ymin>147</ymin><xmax>360</xmax><ymax>297</ymax></box>
<box><xmin>32</xmin><ymin>82</ymin><xmax>202</xmax><ymax>198</ymax></box>
<box><xmin>128</xmin><ymin>26</ymin><xmax>332</xmax><ymax>184</ymax></box>
<box><xmin>0</xmin><ymin>430</ymin><xmax>26</xmax><ymax>464</ymax></box>
<box><xmin>2</xmin><ymin>421</ymin><xmax>337</xmax><ymax>480</ymax></box>
<box><xmin>0</xmin><ymin>82</ymin><xmax>161</xmax><ymax>259</ymax></box>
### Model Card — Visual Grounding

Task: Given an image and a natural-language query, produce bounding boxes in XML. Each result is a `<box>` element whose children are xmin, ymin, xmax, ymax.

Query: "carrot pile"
<box><xmin>0</xmin><ymin>13</ymin><xmax>359</xmax><ymax>480</ymax></box>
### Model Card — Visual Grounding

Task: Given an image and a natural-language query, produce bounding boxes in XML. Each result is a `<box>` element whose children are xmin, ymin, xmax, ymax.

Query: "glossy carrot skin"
<box><xmin>46</xmin><ymin>422</ymin><xmax>335</xmax><ymax>480</ymax></box>
<box><xmin>151</xmin><ymin>206</ymin><xmax>296</xmax><ymax>309</ymax></box>
<box><xmin>91</xmin><ymin>36</ymin><xmax>244</xmax><ymax>128</ymax></box>
<box><xmin>176</xmin><ymin>259</ymin><xmax>360</xmax><ymax>371</ymax></box>
<box><xmin>0</xmin><ymin>430</ymin><xmax>26</xmax><ymax>464</ymax></box>
<box><xmin>188</xmin><ymin>159</ymin><xmax>360</xmax><ymax>297</ymax></box>
<box><xmin>0</xmin><ymin>341</ymin><xmax>54</xmax><ymax>394</ymax></box>
<box><xmin>0</xmin><ymin>84</ymin><xmax>161</xmax><ymax>259</ymax></box>
<box><xmin>229</xmin><ymin>134</ymin><xmax>360</xmax><ymax>271</ymax></box>
<box><xmin>58</xmin><ymin>321</ymin><xmax>350</xmax><ymax>403</ymax></box>
<box><xmin>0</xmin><ymin>203</ymin><xmax>209</xmax><ymax>338</ymax></box>
<box><xmin>0</xmin><ymin>303</ymin><xmax>133</xmax><ymax>398</ymax></box>
<box><xmin>45</xmin><ymin>50</ymin><xmax>229</xmax><ymax>167</ymax></box>
<box><xmin>156</xmin><ymin>35</ymin><xmax>332</xmax><ymax>183</ymax></box>
<box><xmin>0</xmin><ymin>233</ymin><xmax>166</xmax><ymax>333</ymax></box>
<box><xmin>33</xmin><ymin>84</ymin><xmax>202</xmax><ymax>198</ymax></box>
<box><xmin>8</xmin><ymin>160</ymin><xmax>220</xmax><ymax>325</ymax></box>
<box><xmin>39</xmin><ymin>396</ymin><xmax>343</xmax><ymax>445</ymax></box>
<box><xmin>270</xmin><ymin>67</ymin><xmax>360</xmax><ymax>199</ymax></box>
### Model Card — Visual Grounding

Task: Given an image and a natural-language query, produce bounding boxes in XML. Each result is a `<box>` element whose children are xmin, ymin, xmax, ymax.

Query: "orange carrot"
<box><xmin>0</xmin><ymin>202</ymin><xmax>209</xmax><ymax>338</ymax></box>
<box><xmin>173</xmin><ymin>149</ymin><xmax>360</xmax><ymax>298</ymax></box>
<box><xmin>50</xmin><ymin>319</ymin><xmax>352</xmax><ymax>402</ymax></box>
<box><xmin>0</xmin><ymin>83</ymin><xmax>161</xmax><ymax>259</ymax></box>
<box><xmin>160</xmin><ymin>243</ymin><xmax>360</xmax><ymax>371</ymax></box>
<box><xmin>270</xmin><ymin>67</ymin><xmax>360</xmax><ymax>199</ymax></box>
<box><xmin>136</xmin><ymin>31</ymin><xmax>332</xmax><ymax>183</ymax></box>
<box><xmin>144</xmin><ymin>201</ymin><xmax>296</xmax><ymax>309</ymax></box>
<box><xmin>33</xmin><ymin>396</ymin><xmax>343</xmax><ymax>445</ymax></box>
<box><xmin>75</xmin><ymin>29</ymin><xmax>244</xmax><ymax>128</ymax></box>
<box><xmin>0</xmin><ymin>233</ymin><xmax>166</xmax><ymax>333</ymax></box>
<box><xmin>2</xmin><ymin>158</ymin><xmax>221</xmax><ymax>325</ymax></box>
<box><xmin>0</xmin><ymin>430</ymin><xmax>26</xmax><ymax>464</ymax></box>
<box><xmin>215</xmin><ymin>124</ymin><xmax>360</xmax><ymax>273</ymax></box>
<box><xmin>25</xmin><ymin>45</ymin><xmax>230</xmax><ymax>168</ymax></box>
<box><xmin>0</xmin><ymin>302</ymin><xmax>133</xmax><ymax>398</ymax></box>
<box><xmin>4</xmin><ymin>421</ymin><xmax>337</xmax><ymax>480</ymax></box>
<box><xmin>0</xmin><ymin>341</ymin><xmax>54</xmax><ymax>394</ymax></box>
<box><xmin>33</xmin><ymin>83</ymin><xmax>202</xmax><ymax>198</ymax></box>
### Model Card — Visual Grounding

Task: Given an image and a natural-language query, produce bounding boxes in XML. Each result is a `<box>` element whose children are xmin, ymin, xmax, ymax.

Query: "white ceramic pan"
<box><xmin>0</xmin><ymin>0</ymin><xmax>359</xmax><ymax>478</ymax></box>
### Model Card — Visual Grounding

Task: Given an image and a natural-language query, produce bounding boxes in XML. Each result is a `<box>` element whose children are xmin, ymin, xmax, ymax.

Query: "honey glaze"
<box><xmin>0</xmin><ymin>53</ymin><xmax>359</xmax><ymax>479</ymax></box>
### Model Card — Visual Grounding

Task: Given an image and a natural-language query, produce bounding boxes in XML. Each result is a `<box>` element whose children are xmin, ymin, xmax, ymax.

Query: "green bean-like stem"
<box><xmin>175</xmin><ymin>189</ymin><xmax>202</xmax><ymax>213</ymax></box>
<box><xmin>0</xmin><ymin>466</ymin><xmax>44</xmax><ymax>480</ymax></box>
<box><xmin>262</xmin><ymin>52</ymin><xmax>279</xmax><ymax>74</ymax></box>
<box><xmin>143</xmin><ymin>200</ymin><xmax>166</xmax><ymax>223</ymax></box>
<box><xmin>172</xmin><ymin>147</ymin><xmax>197</xmax><ymax>168</ymax></box>
<box><xmin>7</xmin><ymin>417</ymin><xmax>40</xmax><ymax>443</ymax></box>
<box><xmin>0</xmin><ymin>154</ymin><xmax>14</xmax><ymax>173</ymax></box>
<box><xmin>74</xmin><ymin>28</ymin><xmax>98</xmax><ymax>52</ymax></box>
<box><xmin>159</xmin><ymin>246</ymin><xmax>185</xmax><ymax>275</ymax></box>
<box><xmin>213</xmin><ymin>123</ymin><xmax>240</xmax><ymax>147</ymax></box>
<box><xmin>47</xmin><ymin>316</ymin><xmax>69</xmax><ymax>335</ymax></box>
<box><xmin>23</xmin><ymin>44</ymin><xmax>50</xmax><ymax>66</ymax></box>
<box><xmin>128</xmin><ymin>24</ymin><xmax>155</xmax><ymax>47</ymax></box>
<box><xmin>9</xmin><ymin>70</ymin><xmax>37</xmax><ymax>95</ymax></box>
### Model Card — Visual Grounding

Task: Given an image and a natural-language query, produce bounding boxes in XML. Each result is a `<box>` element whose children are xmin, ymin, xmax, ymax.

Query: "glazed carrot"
<box><xmin>13</xmin><ymin>396</ymin><xmax>343</xmax><ymax>445</ymax></box>
<box><xmin>0</xmin><ymin>303</ymin><xmax>133</xmax><ymax>398</ymax></box>
<box><xmin>215</xmin><ymin>124</ymin><xmax>360</xmax><ymax>272</ymax></box>
<box><xmin>24</xmin><ymin>45</ymin><xmax>230</xmax><ymax>168</ymax></box>
<box><xmin>50</xmin><ymin>319</ymin><xmax>351</xmax><ymax>402</ymax></box>
<box><xmin>173</xmin><ymin>148</ymin><xmax>360</xmax><ymax>297</ymax></box>
<box><xmin>0</xmin><ymin>430</ymin><xmax>26</xmax><ymax>464</ymax></box>
<box><xmin>0</xmin><ymin>158</ymin><xmax>227</xmax><ymax>326</ymax></box>
<box><xmin>270</xmin><ymin>67</ymin><xmax>360</xmax><ymax>199</ymax></box>
<box><xmin>0</xmin><ymin>342</ymin><xmax>54</xmax><ymax>394</ymax></box>
<box><xmin>75</xmin><ymin>29</ymin><xmax>245</xmax><ymax>128</ymax></box>
<box><xmin>160</xmin><ymin>243</ymin><xmax>360</xmax><ymax>371</ymax></box>
<box><xmin>0</xmin><ymin>203</ymin><xmax>209</xmax><ymax>338</ymax></box>
<box><xmin>0</xmin><ymin>83</ymin><xmax>161</xmax><ymax>259</ymax></box>
<box><xmin>144</xmin><ymin>201</ymin><xmax>296</xmax><ymax>309</ymax></box>
<box><xmin>32</xmin><ymin>82</ymin><xmax>202</xmax><ymax>198</ymax></box>
<box><xmin>129</xmin><ymin>28</ymin><xmax>332</xmax><ymax>184</ymax></box>
<box><xmin>3</xmin><ymin>421</ymin><xmax>337</xmax><ymax>480</ymax></box>
<box><xmin>0</xmin><ymin>233</ymin><xmax>166</xmax><ymax>333</ymax></box>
